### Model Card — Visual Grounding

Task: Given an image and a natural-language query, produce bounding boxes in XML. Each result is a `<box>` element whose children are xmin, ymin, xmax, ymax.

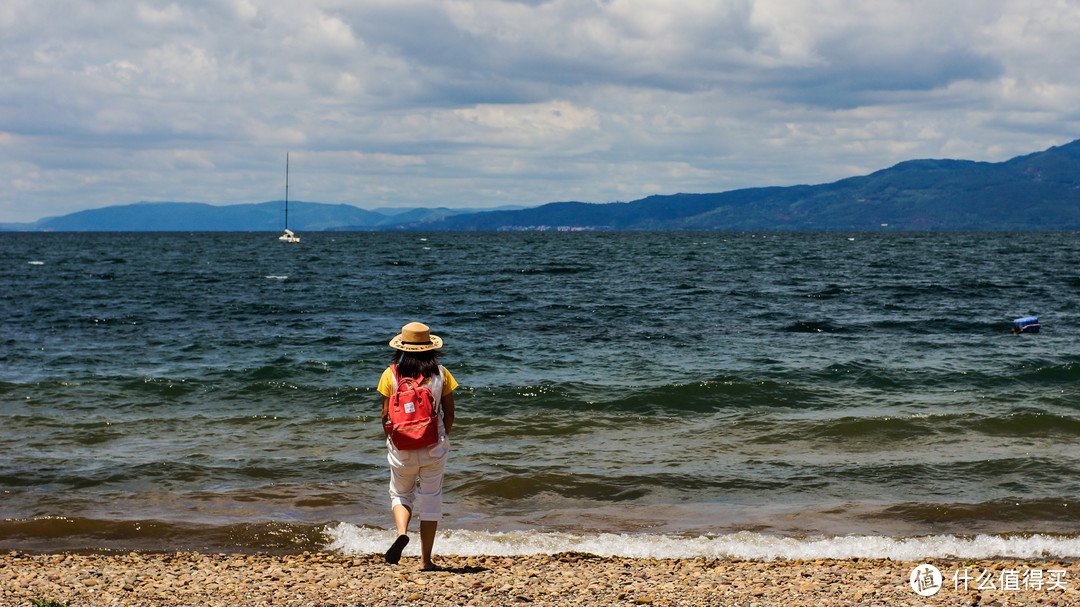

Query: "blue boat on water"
<box><xmin>1013</xmin><ymin>316</ymin><xmax>1040</xmax><ymax>334</ymax></box>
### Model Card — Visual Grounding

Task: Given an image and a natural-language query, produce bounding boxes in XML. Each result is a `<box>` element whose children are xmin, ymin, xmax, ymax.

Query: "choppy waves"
<box><xmin>8</xmin><ymin>516</ymin><xmax>1080</xmax><ymax>560</ymax></box>
<box><xmin>6</xmin><ymin>231</ymin><xmax>1080</xmax><ymax>554</ymax></box>
<box><xmin>325</xmin><ymin>523</ymin><xmax>1080</xmax><ymax>561</ymax></box>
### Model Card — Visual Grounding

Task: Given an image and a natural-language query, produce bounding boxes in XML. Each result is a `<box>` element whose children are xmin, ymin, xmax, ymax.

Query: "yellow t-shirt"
<box><xmin>377</xmin><ymin>366</ymin><xmax>458</xmax><ymax>398</ymax></box>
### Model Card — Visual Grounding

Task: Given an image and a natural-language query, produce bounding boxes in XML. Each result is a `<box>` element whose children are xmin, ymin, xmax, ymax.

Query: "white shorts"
<box><xmin>387</xmin><ymin>435</ymin><xmax>449</xmax><ymax>522</ymax></box>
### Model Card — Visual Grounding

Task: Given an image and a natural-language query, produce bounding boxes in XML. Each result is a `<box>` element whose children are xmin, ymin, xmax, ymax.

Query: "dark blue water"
<box><xmin>3</xmin><ymin>231</ymin><xmax>1080</xmax><ymax>559</ymax></box>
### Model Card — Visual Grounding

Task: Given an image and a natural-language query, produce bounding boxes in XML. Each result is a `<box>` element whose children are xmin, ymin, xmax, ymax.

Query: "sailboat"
<box><xmin>278</xmin><ymin>152</ymin><xmax>300</xmax><ymax>243</ymax></box>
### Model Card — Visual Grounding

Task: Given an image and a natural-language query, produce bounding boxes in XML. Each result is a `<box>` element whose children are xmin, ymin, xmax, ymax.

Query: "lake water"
<box><xmin>3</xmin><ymin>231</ymin><xmax>1080</xmax><ymax>560</ymax></box>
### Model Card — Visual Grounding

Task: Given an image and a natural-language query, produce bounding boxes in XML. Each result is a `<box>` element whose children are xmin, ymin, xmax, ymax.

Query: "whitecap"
<box><xmin>265</xmin><ymin>275</ymin><xmax>288</xmax><ymax>280</ymax></box>
<box><xmin>323</xmin><ymin>523</ymin><xmax>1080</xmax><ymax>561</ymax></box>
<box><xmin>28</xmin><ymin>261</ymin><xmax>44</xmax><ymax>265</ymax></box>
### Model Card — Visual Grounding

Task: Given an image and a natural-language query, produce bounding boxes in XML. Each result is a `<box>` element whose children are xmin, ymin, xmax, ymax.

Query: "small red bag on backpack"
<box><xmin>385</xmin><ymin>365</ymin><xmax>440</xmax><ymax>450</ymax></box>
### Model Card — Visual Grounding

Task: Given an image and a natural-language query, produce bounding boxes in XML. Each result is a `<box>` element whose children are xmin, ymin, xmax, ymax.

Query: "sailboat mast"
<box><xmin>284</xmin><ymin>152</ymin><xmax>290</xmax><ymax>230</ymax></box>
<box><xmin>277</xmin><ymin>151</ymin><xmax>299</xmax><ymax>242</ymax></box>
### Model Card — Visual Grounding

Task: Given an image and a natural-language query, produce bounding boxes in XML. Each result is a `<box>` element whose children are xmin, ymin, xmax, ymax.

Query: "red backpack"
<box><xmin>385</xmin><ymin>365</ymin><xmax>440</xmax><ymax>450</ymax></box>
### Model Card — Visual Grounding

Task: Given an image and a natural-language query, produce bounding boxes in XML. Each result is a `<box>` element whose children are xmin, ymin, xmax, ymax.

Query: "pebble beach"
<box><xmin>4</xmin><ymin>551</ymin><xmax>1078</xmax><ymax>607</ymax></box>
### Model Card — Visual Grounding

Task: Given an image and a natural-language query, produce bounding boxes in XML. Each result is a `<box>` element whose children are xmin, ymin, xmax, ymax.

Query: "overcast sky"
<box><xmin>2</xmin><ymin>0</ymin><xmax>1079</xmax><ymax>223</ymax></box>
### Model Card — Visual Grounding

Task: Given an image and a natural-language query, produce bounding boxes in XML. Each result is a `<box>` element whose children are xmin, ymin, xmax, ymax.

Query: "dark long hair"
<box><xmin>392</xmin><ymin>349</ymin><xmax>443</xmax><ymax>380</ymax></box>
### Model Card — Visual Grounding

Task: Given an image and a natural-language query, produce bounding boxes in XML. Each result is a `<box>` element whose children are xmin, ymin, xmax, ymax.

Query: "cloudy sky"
<box><xmin>2</xmin><ymin>0</ymin><xmax>1079</xmax><ymax>223</ymax></box>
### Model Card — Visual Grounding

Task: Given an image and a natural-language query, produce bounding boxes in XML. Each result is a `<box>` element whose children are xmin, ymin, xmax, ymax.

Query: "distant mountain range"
<box><xmin>426</xmin><ymin>139</ymin><xmax>1080</xmax><ymax>231</ymax></box>
<box><xmin>5</xmin><ymin>139</ymin><xmax>1080</xmax><ymax>231</ymax></box>
<box><xmin>0</xmin><ymin>202</ymin><xmax>527</xmax><ymax>232</ymax></box>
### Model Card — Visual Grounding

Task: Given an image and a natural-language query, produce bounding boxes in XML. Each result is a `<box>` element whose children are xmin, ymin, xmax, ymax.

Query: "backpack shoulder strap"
<box><xmin>390</xmin><ymin>363</ymin><xmax>439</xmax><ymax>415</ymax></box>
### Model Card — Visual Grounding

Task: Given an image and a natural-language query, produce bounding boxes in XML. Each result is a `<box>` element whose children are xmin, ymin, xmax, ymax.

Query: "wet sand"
<box><xmin>3</xmin><ymin>551</ymin><xmax>1077</xmax><ymax>606</ymax></box>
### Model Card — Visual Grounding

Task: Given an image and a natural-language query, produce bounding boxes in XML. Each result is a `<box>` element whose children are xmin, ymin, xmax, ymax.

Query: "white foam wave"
<box><xmin>324</xmin><ymin>523</ymin><xmax>1080</xmax><ymax>561</ymax></box>
<box><xmin>264</xmin><ymin>275</ymin><xmax>288</xmax><ymax>280</ymax></box>
<box><xmin>28</xmin><ymin>261</ymin><xmax>44</xmax><ymax>265</ymax></box>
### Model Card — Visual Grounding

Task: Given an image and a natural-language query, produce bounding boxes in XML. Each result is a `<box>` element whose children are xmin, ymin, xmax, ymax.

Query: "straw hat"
<box><xmin>389</xmin><ymin>322</ymin><xmax>443</xmax><ymax>352</ymax></box>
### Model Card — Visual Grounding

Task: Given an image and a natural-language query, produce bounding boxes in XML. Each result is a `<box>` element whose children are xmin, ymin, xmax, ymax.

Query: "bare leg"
<box><xmin>420</xmin><ymin>520</ymin><xmax>438</xmax><ymax>570</ymax></box>
<box><xmin>384</xmin><ymin>505</ymin><xmax>412</xmax><ymax>565</ymax></box>
<box><xmin>393</xmin><ymin>504</ymin><xmax>411</xmax><ymax>536</ymax></box>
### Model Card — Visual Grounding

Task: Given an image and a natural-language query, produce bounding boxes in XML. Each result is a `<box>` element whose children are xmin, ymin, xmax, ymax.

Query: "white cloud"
<box><xmin>136</xmin><ymin>2</ymin><xmax>183</xmax><ymax>24</ymax></box>
<box><xmin>351</xmin><ymin>151</ymin><xmax>426</xmax><ymax>167</ymax></box>
<box><xmin>142</xmin><ymin>43</ymin><xmax>219</xmax><ymax>94</ymax></box>
<box><xmin>245</xmin><ymin>121</ymin><xmax>308</xmax><ymax>146</ymax></box>
<box><xmin>1</xmin><ymin>0</ymin><xmax>1079</xmax><ymax>223</ymax></box>
<box><xmin>230</xmin><ymin>0</ymin><xmax>258</xmax><ymax>21</ymax></box>
<box><xmin>453</xmin><ymin>101</ymin><xmax>600</xmax><ymax>142</ymax></box>
<box><xmin>170</xmin><ymin>149</ymin><xmax>216</xmax><ymax>170</ymax></box>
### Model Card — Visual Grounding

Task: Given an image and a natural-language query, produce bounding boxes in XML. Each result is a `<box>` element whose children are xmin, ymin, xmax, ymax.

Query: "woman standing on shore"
<box><xmin>377</xmin><ymin>322</ymin><xmax>457</xmax><ymax>571</ymax></box>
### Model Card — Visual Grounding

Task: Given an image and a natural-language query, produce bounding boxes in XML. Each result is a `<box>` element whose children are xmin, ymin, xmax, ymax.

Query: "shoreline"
<box><xmin>4</xmin><ymin>552</ymin><xmax>1078</xmax><ymax>606</ymax></box>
